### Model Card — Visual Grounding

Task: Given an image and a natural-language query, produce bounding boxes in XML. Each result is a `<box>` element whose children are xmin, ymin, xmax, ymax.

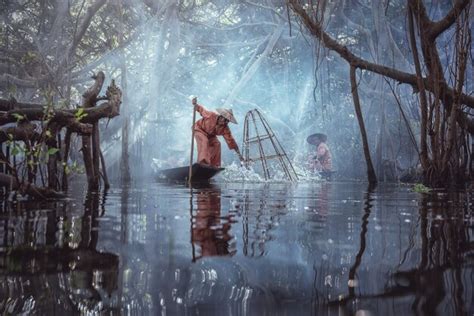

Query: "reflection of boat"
<box><xmin>157</xmin><ymin>163</ymin><xmax>224</xmax><ymax>182</ymax></box>
<box><xmin>319</xmin><ymin>170</ymin><xmax>336</xmax><ymax>180</ymax></box>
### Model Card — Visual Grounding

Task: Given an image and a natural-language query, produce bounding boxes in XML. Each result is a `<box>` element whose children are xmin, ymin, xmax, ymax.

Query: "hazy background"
<box><xmin>2</xmin><ymin>0</ymin><xmax>470</xmax><ymax>180</ymax></box>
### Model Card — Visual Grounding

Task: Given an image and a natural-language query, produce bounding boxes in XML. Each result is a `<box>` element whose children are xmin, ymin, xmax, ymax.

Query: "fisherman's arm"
<box><xmin>191</xmin><ymin>97</ymin><xmax>212</xmax><ymax>118</ymax></box>
<box><xmin>223</xmin><ymin>127</ymin><xmax>244</xmax><ymax>161</ymax></box>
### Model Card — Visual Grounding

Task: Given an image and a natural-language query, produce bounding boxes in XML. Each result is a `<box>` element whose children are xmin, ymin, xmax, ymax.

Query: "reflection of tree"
<box><xmin>331</xmin><ymin>189</ymin><xmax>473</xmax><ymax>315</ymax></box>
<box><xmin>238</xmin><ymin>184</ymin><xmax>288</xmax><ymax>257</ymax></box>
<box><xmin>117</xmin><ymin>184</ymin><xmax>153</xmax><ymax>315</ymax></box>
<box><xmin>347</xmin><ymin>184</ymin><xmax>375</xmax><ymax>298</ymax></box>
<box><xmin>191</xmin><ymin>185</ymin><xmax>235</xmax><ymax>261</ymax></box>
<box><xmin>0</xmin><ymin>191</ymin><xmax>119</xmax><ymax>314</ymax></box>
<box><xmin>314</xmin><ymin>184</ymin><xmax>374</xmax><ymax>312</ymax></box>
<box><xmin>385</xmin><ymin>193</ymin><xmax>470</xmax><ymax>315</ymax></box>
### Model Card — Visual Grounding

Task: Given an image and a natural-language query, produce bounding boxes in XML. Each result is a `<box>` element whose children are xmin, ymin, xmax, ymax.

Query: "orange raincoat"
<box><xmin>193</xmin><ymin>105</ymin><xmax>238</xmax><ymax>167</ymax></box>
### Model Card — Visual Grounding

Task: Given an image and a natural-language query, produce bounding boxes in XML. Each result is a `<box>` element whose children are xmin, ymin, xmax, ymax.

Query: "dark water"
<box><xmin>0</xmin><ymin>180</ymin><xmax>473</xmax><ymax>315</ymax></box>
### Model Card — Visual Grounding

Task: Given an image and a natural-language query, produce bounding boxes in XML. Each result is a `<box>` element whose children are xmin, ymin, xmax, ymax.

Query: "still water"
<box><xmin>0</xmin><ymin>180</ymin><xmax>473</xmax><ymax>315</ymax></box>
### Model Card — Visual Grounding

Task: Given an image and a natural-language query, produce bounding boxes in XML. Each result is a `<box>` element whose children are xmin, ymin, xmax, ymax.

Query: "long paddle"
<box><xmin>188</xmin><ymin>96</ymin><xmax>197</xmax><ymax>185</ymax></box>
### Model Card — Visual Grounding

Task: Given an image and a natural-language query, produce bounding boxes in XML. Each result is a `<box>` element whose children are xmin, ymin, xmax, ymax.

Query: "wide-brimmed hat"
<box><xmin>216</xmin><ymin>108</ymin><xmax>237</xmax><ymax>124</ymax></box>
<box><xmin>307</xmin><ymin>133</ymin><xmax>327</xmax><ymax>144</ymax></box>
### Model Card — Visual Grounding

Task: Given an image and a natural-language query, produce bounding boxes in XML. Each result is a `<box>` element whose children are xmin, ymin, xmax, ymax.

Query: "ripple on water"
<box><xmin>0</xmin><ymin>181</ymin><xmax>473</xmax><ymax>315</ymax></box>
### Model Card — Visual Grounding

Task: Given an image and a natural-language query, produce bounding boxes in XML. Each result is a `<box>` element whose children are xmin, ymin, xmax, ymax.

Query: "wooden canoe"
<box><xmin>157</xmin><ymin>163</ymin><xmax>224</xmax><ymax>182</ymax></box>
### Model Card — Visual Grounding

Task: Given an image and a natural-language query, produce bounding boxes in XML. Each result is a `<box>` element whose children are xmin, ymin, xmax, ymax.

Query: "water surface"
<box><xmin>0</xmin><ymin>180</ymin><xmax>473</xmax><ymax>315</ymax></box>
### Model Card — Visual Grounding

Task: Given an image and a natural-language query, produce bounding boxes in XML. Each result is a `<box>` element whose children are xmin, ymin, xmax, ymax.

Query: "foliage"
<box><xmin>412</xmin><ymin>183</ymin><xmax>431</xmax><ymax>194</ymax></box>
<box><xmin>74</xmin><ymin>108</ymin><xmax>88</xmax><ymax>122</ymax></box>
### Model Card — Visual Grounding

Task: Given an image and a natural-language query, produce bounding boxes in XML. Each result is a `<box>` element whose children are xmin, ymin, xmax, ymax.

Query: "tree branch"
<box><xmin>429</xmin><ymin>0</ymin><xmax>471</xmax><ymax>39</ymax></box>
<box><xmin>0</xmin><ymin>80</ymin><xmax>121</xmax><ymax>126</ymax></box>
<box><xmin>287</xmin><ymin>0</ymin><xmax>474</xmax><ymax>109</ymax></box>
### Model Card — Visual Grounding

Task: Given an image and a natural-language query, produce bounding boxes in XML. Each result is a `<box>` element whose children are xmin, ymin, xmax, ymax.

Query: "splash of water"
<box><xmin>291</xmin><ymin>164</ymin><xmax>322</xmax><ymax>182</ymax></box>
<box><xmin>219</xmin><ymin>162</ymin><xmax>323</xmax><ymax>183</ymax></box>
<box><xmin>219</xmin><ymin>162</ymin><xmax>264</xmax><ymax>182</ymax></box>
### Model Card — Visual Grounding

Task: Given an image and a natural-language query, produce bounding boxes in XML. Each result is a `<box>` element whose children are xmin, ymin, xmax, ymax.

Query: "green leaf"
<box><xmin>47</xmin><ymin>147</ymin><xmax>59</xmax><ymax>156</ymax></box>
<box><xmin>11</xmin><ymin>146</ymin><xmax>20</xmax><ymax>156</ymax></box>
<box><xmin>12</xmin><ymin>113</ymin><xmax>25</xmax><ymax>121</ymax></box>
<box><xmin>75</xmin><ymin>108</ymin><xmax>88</xmax><ymax>122</ymax></box>
<box><xmin>413</xmin><ymin>183</ymin><xmax>431</xmax><ymax>194</ymax></box>
<box><xmin>75</xmin><ymin>108</ymin><xmax>85</xmax><ymax>118</ymax></box>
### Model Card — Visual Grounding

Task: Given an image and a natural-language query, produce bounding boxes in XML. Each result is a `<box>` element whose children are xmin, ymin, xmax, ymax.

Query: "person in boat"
<box><xmin>307</xmin><ymin>133</ymin><xmax>332</xmax><ymax>177</ymax></box>
<box><xmin>191</xmin><ymin>97</ymin><xmax>243</xmax><ymax>167</ymax></box>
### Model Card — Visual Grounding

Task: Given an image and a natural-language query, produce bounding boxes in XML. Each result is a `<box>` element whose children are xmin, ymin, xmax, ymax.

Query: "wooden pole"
<box><xmin>188</xmin><ymin>98</ymin><xmax>197</xmax><ymax>185</ymax></box>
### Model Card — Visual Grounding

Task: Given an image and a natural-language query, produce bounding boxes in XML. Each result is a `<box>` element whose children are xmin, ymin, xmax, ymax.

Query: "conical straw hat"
<box><xmin>307</xmin><ymin>133</ymin><xmax>327</xmax><ymax>144</ymax></box>
<box><xmin>216</xmin><ymin>108</ymin><xmax>237</xmax><ymax>124</ymax></box>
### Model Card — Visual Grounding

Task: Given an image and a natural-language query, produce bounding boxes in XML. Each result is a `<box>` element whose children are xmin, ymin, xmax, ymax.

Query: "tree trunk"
<box><xmin>62</xmin><ymin>129</ymin><xmax>72</xmax><ymax>191</ymax></box>
<box><xmin>407</xmin><ymin>6</ymin><xmax>430</xmax><ymax>171</ymax></box>
<box><xmin>350</xmin><ymin>66</ymin><xmax>377</xmax><ymax>184</ymax></box>
<box><xmin>117</xmin><ymin>0</ymin><xmax>131</xmax><ymax>183</ymax></box>
<box><xmin>91</xmin><ymin>123</ymin><xmax>101</xmax><ymax>188</ymax></box>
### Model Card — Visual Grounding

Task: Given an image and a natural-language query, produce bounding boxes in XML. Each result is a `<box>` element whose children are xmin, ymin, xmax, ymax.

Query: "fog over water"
<box><xmin>3</xmin><ymin>1</ymin><xmax>470</xmax><ymax>181</ymax></box>
<box><xmin>92</xmin><ymin>0</ymin><xmax>430</xmax><ymax>180</ymax></box>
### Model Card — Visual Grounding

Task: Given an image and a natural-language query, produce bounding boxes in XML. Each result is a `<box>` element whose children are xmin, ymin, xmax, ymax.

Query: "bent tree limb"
<box><xmin>81</xmin><ymin>72</ymin><xmax>105</xmax><ymax>190</ymax></box>
<box><xmin>287</xmin><ymin>0</ymin><xmax>474</xmax><ymax>110</ymax></box>
<box><xmin>0</xmin><ymin>97</ymin><xmax>121</xmax><ymax>126</ymax></box>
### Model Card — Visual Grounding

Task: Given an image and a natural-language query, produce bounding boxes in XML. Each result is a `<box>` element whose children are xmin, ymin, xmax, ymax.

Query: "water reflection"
<box><xmin>0</xmin><ymin>182</ymin><xmax>473</xmax><ymax>315</ymax></box>
<box><xmin>329</xmin><ymin>188</ymin><xmax>474</xmax><ymax>316</ymax></box>
<box><xmin>382</xmin><ymin>192</ymin><xmax>472</xmax><ymax>316</ymax></box>
<box><xmin>191</xmin><ymin>185</ymin><xmax>235</xmax><ymax>261</ymax></box>
<box><xmin>347</xmin><ymin>184</ymin><xmax>374</xmax><ymax>298</ymax></box>
<box><xmin>0</xmin><ymin>192</ymin><xmax>119</xmax><ymax>314</ymax></box>
<box><xmin>237</xmin><ymin>183</ymin><xmax>295</xmax><ymax>258</ymax></box>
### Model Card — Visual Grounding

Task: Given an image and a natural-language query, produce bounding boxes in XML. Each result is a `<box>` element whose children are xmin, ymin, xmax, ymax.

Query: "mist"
<box><xmin>1</xmin><ymin>0</ymin><xmax>472</xmax><ymax>183</ymax></box>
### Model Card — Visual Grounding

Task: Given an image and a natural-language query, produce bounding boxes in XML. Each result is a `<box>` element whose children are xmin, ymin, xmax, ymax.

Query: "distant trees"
<box><xmin>288</xmin><ymin>0</ymin><xmax>473</xmax><ymax>186</ymax></box>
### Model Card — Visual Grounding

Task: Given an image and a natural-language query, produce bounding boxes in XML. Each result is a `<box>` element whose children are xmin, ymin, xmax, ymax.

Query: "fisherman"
<box><xmin>191</xmin><ymin>97</ymin><xmax>243</xmax><ymax>167</ymax></box>
<box><xmin>307</xmin><ymin>133</ymin><xmax>332</xmax><ymax>177</ymax></box>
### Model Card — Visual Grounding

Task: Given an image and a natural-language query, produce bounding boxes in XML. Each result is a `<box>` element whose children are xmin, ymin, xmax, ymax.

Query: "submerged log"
<box><xmin>0</xmin><ymin>173</ymin><xmax>64</xmax><ymax>199</ymax></box>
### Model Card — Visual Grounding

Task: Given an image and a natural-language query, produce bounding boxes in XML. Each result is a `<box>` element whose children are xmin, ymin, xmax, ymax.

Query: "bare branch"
<box><xmin>287</xmin><ymin>0</ymin><xmax>474</xmax><ymax>109</ymax></box>
<box><xmin>429</xmin><ymin>0</ymin><xmax>471</xmax><ymax>39</ymax></box>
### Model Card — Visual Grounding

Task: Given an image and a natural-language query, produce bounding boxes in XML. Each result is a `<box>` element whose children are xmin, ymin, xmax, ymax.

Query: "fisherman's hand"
<box><xmin>236</xmin><ymin>149</ymin><xmax>244</xmax><ymax>162</ymax></box>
